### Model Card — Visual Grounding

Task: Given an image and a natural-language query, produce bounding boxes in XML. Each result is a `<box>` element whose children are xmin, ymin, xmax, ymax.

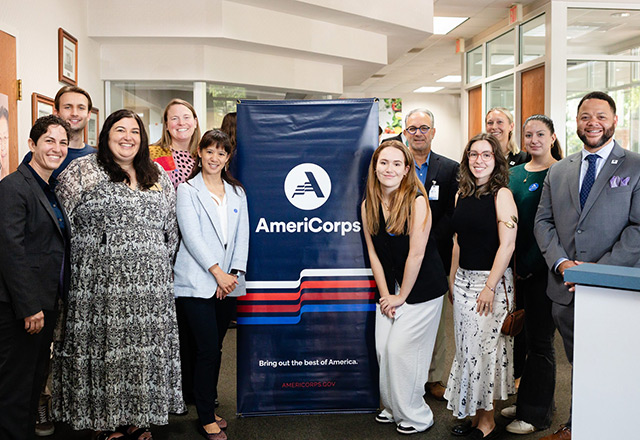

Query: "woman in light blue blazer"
<box><xmin>174</xmin><ymin>129</ymin><xmax>248</xmax><ymax>440</ymax></box>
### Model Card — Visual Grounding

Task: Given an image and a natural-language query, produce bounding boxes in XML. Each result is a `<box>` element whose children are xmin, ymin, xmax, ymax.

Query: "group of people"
<box><xmin>0</xmin><ymin>86</ymin><xmax>247</xmax><ymax>440</ymax></box>
<box><xmin>1</xmin><ymin>87</ymin><xmax>638</xmax><ymax>440</ymax></box>
<box><xmin>367</xmin><ymin>92</ymin><xmax>640</xmax><ymax>440</ymax></box>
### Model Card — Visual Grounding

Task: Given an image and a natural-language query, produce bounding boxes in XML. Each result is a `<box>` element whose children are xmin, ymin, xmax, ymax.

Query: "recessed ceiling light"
<box><xmin>437</xmin><ymin>75</ymin><xmax>461</xmax><ymax>83</ymax></box>
<box><xmin>413</xmin><ymin>86</ymin><xmax>445</xmax><ymax>93</ymax></box>
<box><xmin>433</xmin><ymin>17</ymin><xmax>469</xmax><ymax>35</ymax></box>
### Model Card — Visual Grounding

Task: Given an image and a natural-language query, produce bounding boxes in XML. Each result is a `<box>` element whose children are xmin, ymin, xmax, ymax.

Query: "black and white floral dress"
<box><xmin>444</xmin><ymin>193</ymin><xmax>515</xmax><ymax>418</ymax></box>
<box><xmin>52</xmin><ymin>154</ymin><xmax>185</xmax><ymax>430</ymax></box>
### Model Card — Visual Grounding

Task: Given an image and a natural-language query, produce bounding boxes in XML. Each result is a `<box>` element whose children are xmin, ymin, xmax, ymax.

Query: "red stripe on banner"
<box><xmin>237</xmin><ymin>290</ymin><xmax>375</xmax><ymax>313</ymax></box>
<box><xmin>242</xmin><ymin>279</ymin><xmax>376</xmax><ymax>301</ymax></box>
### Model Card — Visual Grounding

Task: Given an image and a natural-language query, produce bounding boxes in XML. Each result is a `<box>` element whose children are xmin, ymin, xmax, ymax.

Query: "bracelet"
<box><xmin>485</xmin><ymin>283</ymin><xmax>495</xmax><ymax>292</ymax></box>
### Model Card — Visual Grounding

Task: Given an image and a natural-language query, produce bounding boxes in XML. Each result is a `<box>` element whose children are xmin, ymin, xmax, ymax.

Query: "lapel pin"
<box><xmin>612</xmin><ymin>159</ymin><xmax>618</xmax><ymax>164</ymax></box>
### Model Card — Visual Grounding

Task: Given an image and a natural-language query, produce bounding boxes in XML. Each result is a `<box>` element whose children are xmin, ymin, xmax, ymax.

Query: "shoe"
<box><xmin>426</xmin><ymin>381</ymin><xmax>446</xmax><ymax>401</ymax></box>
<box><xmin>451</xmin><ymin>420</ymin><xmax>474</xmax><ymax>436</ymax></box>
<box><xmin>35</xmin><ymin>399</ymin><xmax>54</xmax><ymax>437</ymax></box>
<box><xmin>198</xmin><ymin>425</ymin><xmax>227</xmax><ymax>440</ymax></box>
<box><xmin>397</xmin><ymin>425</ymin><xmax>418</xmax><ymax>435</ymax></box>
<box><xmin>540</xmin><ymin>425</ymin><xmax>571</xmax><ymax>440</ymax></box>
<box><xmin>116</xmin><ymin>426</ymin><xmax>153</xmax><ymax>440</ymax></box>
<box><xmin>396</xmin><ymin>423</ymin><xmax>433</xmax><ymax>435</ymax></box>
<box><xmin>501</xmin><ymin>404</ymin><xmax>517</xmax><ymax>419</ymax></box>
<box><xmin>506</xmin><ymin>419</ymin><xmax>537</xmax><ymax>434</ymax></box>
<box><xmin>469</xmin><ymin>426</ymin><xmax>500</xmax><ymax>439</ymax></box>
<box><xmin>375</xmin><ymin>412</ymin><xmax>394</xmax><ymax>424</ymax></box>
<box><xmin>215</xmin><ymin>416</ymin><xmax>227</xmax><ymax>430</ymax></box>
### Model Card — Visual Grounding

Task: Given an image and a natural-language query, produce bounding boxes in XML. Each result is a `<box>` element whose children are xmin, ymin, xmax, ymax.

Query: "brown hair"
<box><xmin>220</xmin><ymin>112</ymin><xmax>237</xmax><ymax>150</ymax></box>
<box><xmin>458</xmin><ymin>133</ymin><xmax>509</xmax><ymax>198</ymax></box>
<box><xmin>522</xmin><ymin>114</ymin><xmax>563</xmax><ymax>160</ymax></box>
<box><xmin>157</xmin><ymin>99</ymin><xmax>201</xmax><ymax>156</ymax></box>
<box><xmin>54</xmin><ymin>86</ymin><xmax>93</xmax><ymax>112</ymax></box>
<box><xmin>97</xmin><ymin>109</ymin><xmax>160</xmax><ymax>190</ymax></box>
<box><xmin>363</xmin><ymin>140</ymin><xmax>427</xmax><ymax>235</ymax></box>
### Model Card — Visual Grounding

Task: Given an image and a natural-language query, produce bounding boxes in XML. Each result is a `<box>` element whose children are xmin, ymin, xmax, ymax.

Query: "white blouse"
<box><xmin>209</xmin><ymin>191</ymin><xmax>228</xmax><ymax>246</ymax></box>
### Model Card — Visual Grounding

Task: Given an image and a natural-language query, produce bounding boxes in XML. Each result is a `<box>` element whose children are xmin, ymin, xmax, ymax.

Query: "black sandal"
<box><xmin>94</xmin><ymin>432</ymin><xmax>126</xmax><ymax>440</ymax></box>
<box><xmin>115</xmin><ymin>426</ymin><xmax>152</xmax><ymax>440</ymax></box>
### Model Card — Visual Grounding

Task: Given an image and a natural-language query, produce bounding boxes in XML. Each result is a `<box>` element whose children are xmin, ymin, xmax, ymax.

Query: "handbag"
<box><xmin>500</xmin><ymin>277</ymin><xmax>525</xmax><ymax>337</ymax></box>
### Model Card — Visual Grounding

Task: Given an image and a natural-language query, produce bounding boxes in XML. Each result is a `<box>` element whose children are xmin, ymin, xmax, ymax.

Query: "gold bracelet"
<box><xmin>485</xmin><ymin>283</ymin><xmax>495</xmax><ymax>292</ymax></box>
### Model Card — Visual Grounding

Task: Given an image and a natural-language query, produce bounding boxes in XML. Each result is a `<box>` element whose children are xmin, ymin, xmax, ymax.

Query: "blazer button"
<box><xmin>577</xmin><ymin>230</ymin><xmax>582</xmax><ymax>234</ymax></box>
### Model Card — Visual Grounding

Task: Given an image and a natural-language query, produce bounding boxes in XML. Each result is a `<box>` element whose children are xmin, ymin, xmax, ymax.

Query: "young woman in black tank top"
<box><xmin>445</xmin><ymin>133</ymin><xmax>518</xmax><ymax>440</ymax></box>
<box><xmin>361</xmin><ymin>140</ymin><xmax>447</xmax><ymax>435</ymax></box>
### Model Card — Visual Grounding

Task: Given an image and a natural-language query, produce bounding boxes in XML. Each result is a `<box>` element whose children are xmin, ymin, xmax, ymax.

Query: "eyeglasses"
<box><xmin>467</xmin><ymin>151</ymin><xmax>494</xmax><ymax>161</ymax></box>
<box><xmin>406</xmin><ymin>125</ymin><xmax>431</xmax><ymax>135</ymax></box>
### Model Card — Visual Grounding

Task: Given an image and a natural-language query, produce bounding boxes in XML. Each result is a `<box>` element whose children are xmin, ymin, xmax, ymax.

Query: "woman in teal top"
<box><xmin>504</xmin><ymin>115</ymin><xmax>563</xmax><ymax>435</ymax></box>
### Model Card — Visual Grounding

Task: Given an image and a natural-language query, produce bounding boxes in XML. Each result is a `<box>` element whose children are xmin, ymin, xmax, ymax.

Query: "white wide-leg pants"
<box><xmin>375</xmin><ymin>295</ymin><xmax>444</xmax><ymax>432</ymax></box>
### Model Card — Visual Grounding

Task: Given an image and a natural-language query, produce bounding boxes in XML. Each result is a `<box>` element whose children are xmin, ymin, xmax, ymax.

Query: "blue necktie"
<box><xmin>580</xmin><ymin>154</ymin><xmax>599</xmax><ymax>209</ymax></box>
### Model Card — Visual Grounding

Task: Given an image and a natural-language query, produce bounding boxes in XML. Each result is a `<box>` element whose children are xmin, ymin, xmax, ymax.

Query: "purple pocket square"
<box><xmin>609</xmin><ymin>176</ymin><xmax>630</xmax><ymax>188</ymax></box>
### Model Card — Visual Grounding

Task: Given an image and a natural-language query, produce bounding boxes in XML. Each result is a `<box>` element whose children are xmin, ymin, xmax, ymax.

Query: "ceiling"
<box><xmin>345</xmin><ymin>0</ymin><xmax>543</xmax><ymax>96</ymax></box>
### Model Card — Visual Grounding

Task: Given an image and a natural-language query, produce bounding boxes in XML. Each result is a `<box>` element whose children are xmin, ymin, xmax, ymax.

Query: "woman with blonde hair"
<box><xmin>362</xmin><ymin>140</ymin><xmax>448</xmax><ymax>435</ymax></box>
<box><xmin>445</xmin><ymin>133</ymin><xmax>518</xmax><ymax>439</ymax></box>
<box><xmin>485</xmin><ymin>107</ymin><xmax>528</xmax><ymax>167</ymax></box>
<box><xmin>150</xmin><ymin>99</ymin><xmax>201</xmax><ymax>189</ymax></box>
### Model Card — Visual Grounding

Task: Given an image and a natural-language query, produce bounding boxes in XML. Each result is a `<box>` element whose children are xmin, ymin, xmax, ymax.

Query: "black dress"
<box><xmin>370</xmin><ymin>197</ymin><xmax>447</xmax><ymax>302</ymax></box>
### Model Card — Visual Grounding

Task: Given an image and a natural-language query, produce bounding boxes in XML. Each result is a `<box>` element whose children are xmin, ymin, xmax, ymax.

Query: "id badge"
<box><xmin>428</xmin><ymin>184</ymin><xmax>439</xmax><ymax>200</ymax></box>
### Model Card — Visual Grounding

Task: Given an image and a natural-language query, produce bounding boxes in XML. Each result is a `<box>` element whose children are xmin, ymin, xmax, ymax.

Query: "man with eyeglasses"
<box><xmin>396</xmin><ymin>108</ymin><xmax>459</xmax><ymax>401</ymax></box>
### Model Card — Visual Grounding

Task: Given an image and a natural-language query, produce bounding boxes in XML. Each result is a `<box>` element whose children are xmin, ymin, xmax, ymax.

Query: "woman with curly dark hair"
<box><xmin>445</xmin><ymin>133</ymin><xmax>518</xmax><ymax>439</ymax></box>
<box><xmin>52</xmin><ymin>109</ymin><xmax>184</xmax><ymax>440</ymax></box>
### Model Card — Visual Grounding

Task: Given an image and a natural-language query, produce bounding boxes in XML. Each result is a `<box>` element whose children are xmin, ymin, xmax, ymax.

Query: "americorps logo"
<box><xmin>255</xmin><ymin>162</ymin><xmax>360</xmax><ymax>236</ymax></box>
<box><xmin>284</xmin><ymin>163</ymin><xmax>332</xmax><ymax>210</ymax></box>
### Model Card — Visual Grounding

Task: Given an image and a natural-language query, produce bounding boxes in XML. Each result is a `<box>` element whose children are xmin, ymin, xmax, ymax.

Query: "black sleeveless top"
<box><xmin>452</xmin><ymin>193</ymin><xmax>499</xmax><ymax>271</ymax></box>
<box><xmin>370</xmin><ymin>196</ymin><xmax>448</xmax><ymax>304</ymax></box>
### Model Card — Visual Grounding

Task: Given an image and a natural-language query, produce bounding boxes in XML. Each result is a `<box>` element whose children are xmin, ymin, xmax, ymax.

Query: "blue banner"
<box><xmin>236</xmin><ymin>99</ymin><xmax>379</xmax><ymax>415</ymax></box>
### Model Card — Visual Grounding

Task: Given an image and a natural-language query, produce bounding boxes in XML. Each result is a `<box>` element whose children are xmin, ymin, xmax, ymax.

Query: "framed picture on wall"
<box><xmin>58</xmin><ymin>28</ymin><xmax>78</xmax><ymax>86</ymax></box>
<box><xmin>31</xmin><ymin>93</ymin><xmax>55</xmax><ymax>124</ymax></box>
<box><xmin>85</xmin><ymin>107</ymin><xmax>99</xmax><ymax>147</ymax></box>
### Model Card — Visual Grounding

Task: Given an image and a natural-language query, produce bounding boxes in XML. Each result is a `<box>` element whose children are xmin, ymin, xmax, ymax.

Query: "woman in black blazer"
<box><xmin>0</xmin><ymin>115</ymin><xmax>70</xmax><ymax>440</ymax></box>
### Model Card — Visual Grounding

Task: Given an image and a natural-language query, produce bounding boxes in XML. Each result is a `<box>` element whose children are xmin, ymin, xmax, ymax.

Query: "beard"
<box><xmin>577</xmin><ymin>125</ymin><xmax>615</xmax><ymax>149</ymax></box>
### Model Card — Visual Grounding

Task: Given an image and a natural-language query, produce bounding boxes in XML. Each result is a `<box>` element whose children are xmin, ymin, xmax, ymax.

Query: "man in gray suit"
<box><xmin>535</xmin><ymin>91</ymin><xmax>640</xmax><ymax>440</ymax></box>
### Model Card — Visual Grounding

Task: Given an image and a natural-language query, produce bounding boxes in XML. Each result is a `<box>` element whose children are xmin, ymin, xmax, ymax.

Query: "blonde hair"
<box><xmin>486</xmin><ymin>107</ymin><xmax>520</xmax><ymax>155</ymax></box>
<box><xmin>364</xmin><ymin>140</ymin><xmax>427</xmax><ymax>235</ymax></box>
<box><xmin>156</xmin><ymin>99</ymin><xmax>201</xmax><ymax>157</ymax></box>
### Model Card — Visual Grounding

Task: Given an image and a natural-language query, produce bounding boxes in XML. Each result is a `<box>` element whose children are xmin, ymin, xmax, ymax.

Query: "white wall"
<box><xmin>400</xmin><ymin>94</ymin><xmax>463</xmax><ymax>163</ymax></box>
<box><xmin>1</xmin><ymin>0</ymin><xmax>103</xmax><ymax>159</ymax></box>
<box><xmin>374</xmin><ymin>93</ymin><xmax>462</xmax><ymax>162</ymax></box>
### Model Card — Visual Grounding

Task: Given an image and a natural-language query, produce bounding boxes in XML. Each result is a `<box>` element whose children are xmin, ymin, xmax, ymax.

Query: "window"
<box><xmin>487</xmin><ymin>75</ymin><xmax>514</xmax><ymax>113</ymax></box>
<box><xmin>566</xmin><ymin>60</ymin><xmax>640</xmax><ymax>154</ymax></box>
<box><xmin>466</xmin><ymin>46</ymin><xmax>483</xmax><ymax>83</ymax></box>
<box><xmin>487</xmin><ymin>30</ymin><xmax>515</xmax><ymax>77</ymax></box>
<box><xmin>520</xmin><ymin>14</ymin><xmax>545</xmax><ymax>63</ymax></box>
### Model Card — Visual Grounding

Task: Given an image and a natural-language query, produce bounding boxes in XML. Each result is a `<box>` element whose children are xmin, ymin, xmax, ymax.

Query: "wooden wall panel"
<box><xmin>521</xmin><ymin>65</ymin><xmax>545</xmax><ymax>127</ymax></box>
<box><xmin>468</xmin><ymin>86</ymin><xmax>483</xmax><ymax>140</ymax></box>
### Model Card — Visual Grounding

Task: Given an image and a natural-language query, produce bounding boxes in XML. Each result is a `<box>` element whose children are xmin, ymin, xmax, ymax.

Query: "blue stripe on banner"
<box><xmin>237</xmin><ymin>303</ymin><xmax>376</xmax><ymax>325</ymax></box>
